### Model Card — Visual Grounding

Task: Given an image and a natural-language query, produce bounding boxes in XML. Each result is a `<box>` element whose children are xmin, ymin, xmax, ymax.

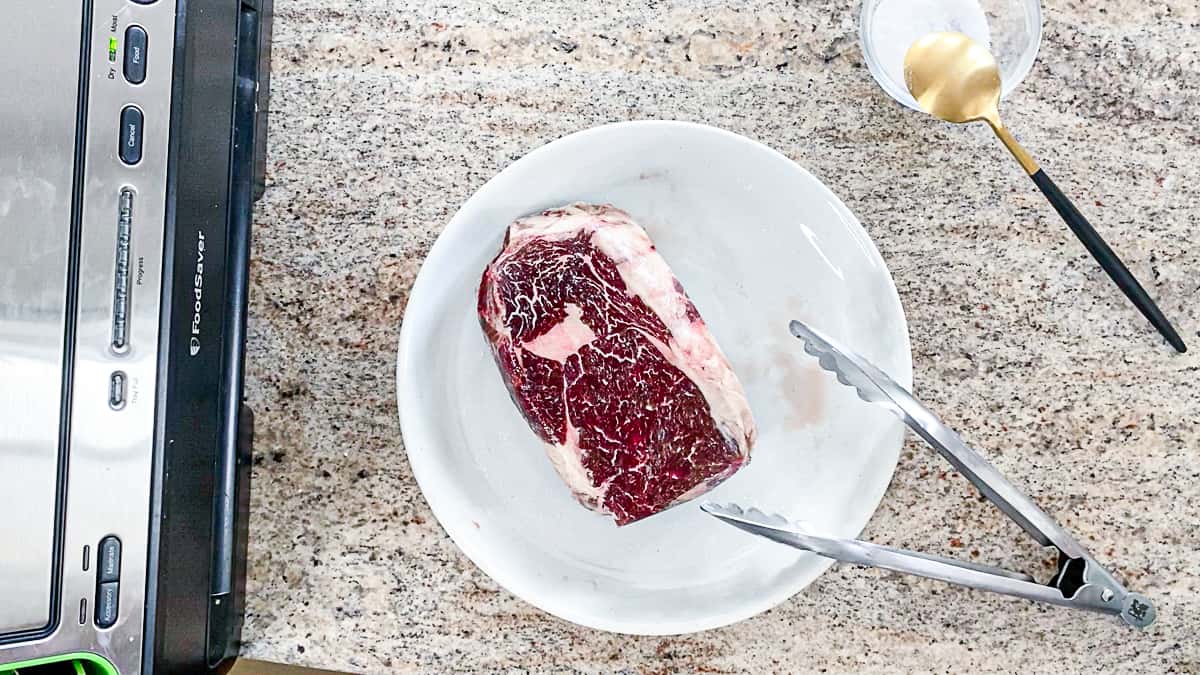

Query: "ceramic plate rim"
<box><xmin>396</xmin><ymin>120</ymin><xmax>912</xmax><ymax>635</ymax></box>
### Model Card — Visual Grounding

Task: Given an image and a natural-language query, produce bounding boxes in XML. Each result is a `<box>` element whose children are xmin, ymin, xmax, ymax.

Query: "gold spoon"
<box><xmin>904</xmin><ymin>31</ymin><xmax>1186</xmax><ymax>353</ymax></box>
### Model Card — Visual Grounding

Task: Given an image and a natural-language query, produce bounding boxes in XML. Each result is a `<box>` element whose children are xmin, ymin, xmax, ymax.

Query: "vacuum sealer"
<box><xmin>1</xmin><ymin>0</ymin><xmax>272</xmax><ymax>671</ymax></box>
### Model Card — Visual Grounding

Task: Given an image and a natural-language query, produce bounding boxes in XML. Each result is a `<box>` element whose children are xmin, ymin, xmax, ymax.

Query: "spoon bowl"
<box><xmin>904</xmin><ymin>32</ymin><xmax>1002</xmax><ymax>124</ymax></box>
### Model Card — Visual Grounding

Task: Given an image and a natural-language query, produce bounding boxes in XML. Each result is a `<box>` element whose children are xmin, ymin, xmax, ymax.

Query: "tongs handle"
<box><xmin>703</xmin><ymin>504</ymin><xmax>1157</xmax><ymax>629</ymax></box>
<box><xmin>780</xmin><ymin>531</ymin><xmax>1139</xmax><ymax>619</ymax></box>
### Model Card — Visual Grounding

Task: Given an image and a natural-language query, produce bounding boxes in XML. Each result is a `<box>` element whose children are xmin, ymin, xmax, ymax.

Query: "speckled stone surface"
<box><xmin>240</xmin><ymin>1</ymin><xmax>1200</xmax><ymax>672</ymax></box>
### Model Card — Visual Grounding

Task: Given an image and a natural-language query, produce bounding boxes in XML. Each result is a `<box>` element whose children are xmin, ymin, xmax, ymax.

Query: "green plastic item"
<box><xmin>0</xmin><ymin>652</ymin><xmax>118</xmax><ymax>675</ymax></box>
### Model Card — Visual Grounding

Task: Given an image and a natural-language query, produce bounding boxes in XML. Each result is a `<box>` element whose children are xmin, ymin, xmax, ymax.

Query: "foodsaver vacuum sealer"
<box><xmin>1</xmin><ymin>0</ymin><xmax>271</xmax><ymax>671</ymax></box>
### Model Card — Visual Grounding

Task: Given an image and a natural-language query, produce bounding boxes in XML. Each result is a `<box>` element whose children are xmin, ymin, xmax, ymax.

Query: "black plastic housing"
<box><xmin>145</xmin><ymin>0</ymin><xmax>272</xmax><ymax>672</ymax></box>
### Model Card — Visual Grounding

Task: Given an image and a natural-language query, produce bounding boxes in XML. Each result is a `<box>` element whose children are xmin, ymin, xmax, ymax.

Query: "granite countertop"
<box><xmin>240</xmin><ymin>1</ymin><xmax>1199</xmax><ymax>672</ymax></box>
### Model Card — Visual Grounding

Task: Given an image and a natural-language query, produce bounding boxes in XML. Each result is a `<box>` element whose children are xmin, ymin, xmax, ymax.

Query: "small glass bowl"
<box><xmin>860</xmin><ymin>0</ymin><xmax>1042</xmax><ymax>110</ymax></box>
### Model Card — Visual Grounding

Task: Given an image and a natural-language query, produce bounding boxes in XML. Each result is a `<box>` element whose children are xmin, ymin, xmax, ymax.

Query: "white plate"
<box><xmin>397</xmin><ymin>121</ymin><xmax>912</xmax><ymax>635</ymax></box>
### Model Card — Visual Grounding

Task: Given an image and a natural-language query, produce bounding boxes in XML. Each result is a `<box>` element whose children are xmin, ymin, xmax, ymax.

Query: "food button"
<box><xmin>124</xmin><ymin>26</ymin><xmax>147</xmax><ymax>84</ymax></box>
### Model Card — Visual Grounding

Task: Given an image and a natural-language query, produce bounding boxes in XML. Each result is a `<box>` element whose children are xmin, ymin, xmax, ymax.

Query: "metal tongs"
<box><xmin>702</xmin><ymin>320</ymin><xmax>1155</xmax><ymax>628</ymax></box>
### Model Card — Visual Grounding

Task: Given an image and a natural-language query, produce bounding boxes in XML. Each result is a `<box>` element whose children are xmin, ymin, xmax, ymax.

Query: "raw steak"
<box><xmin>477</xmin><ymin>203</ymin><xmax>756</xmax><ymax>525</ymax></box>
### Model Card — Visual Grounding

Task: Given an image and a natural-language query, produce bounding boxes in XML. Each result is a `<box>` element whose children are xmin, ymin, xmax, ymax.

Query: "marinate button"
<box><xmin>98</xmin><ymin>536</ymin><xmax>121</xmax><ymax>583</ymax></box>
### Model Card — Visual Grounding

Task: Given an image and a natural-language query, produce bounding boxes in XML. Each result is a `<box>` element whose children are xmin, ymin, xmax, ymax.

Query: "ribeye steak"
<box><xmin>477</xmin><ymin>203</ymin><xmax>756</xmax><ymax>525</ymax></box>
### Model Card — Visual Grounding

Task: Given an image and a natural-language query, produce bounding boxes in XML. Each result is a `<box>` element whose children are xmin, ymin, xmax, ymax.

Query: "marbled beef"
<box><xmin>477</xmin><ymin>204</ymin><xmax>756</xmax><ymax>525</ymax></box>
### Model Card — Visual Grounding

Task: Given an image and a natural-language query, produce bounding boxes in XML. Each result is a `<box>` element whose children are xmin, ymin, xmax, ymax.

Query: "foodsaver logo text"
<box><xmin>189</xmin><ymin>230</ymin><xmax>205</xmax><ymax>356</ymax></box>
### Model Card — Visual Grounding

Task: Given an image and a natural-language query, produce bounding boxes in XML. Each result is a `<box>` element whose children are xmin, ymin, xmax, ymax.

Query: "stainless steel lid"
<box><xmin>0</xmin><ymin>0</ymin><xmax>87</xmax><ymax>636</ymax></box>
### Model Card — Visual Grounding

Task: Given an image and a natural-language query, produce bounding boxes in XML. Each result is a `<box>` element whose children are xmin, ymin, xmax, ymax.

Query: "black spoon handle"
<box><xmin>1030</xmin><ymin>169</ymin><xmax>1186</xmax><ymax>353</ymax></box>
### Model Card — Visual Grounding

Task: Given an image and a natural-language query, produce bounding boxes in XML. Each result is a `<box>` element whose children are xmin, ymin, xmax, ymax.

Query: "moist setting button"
<box><xmin>119</xmin><ymin>106</ymin><xmax>143</xmax><ymax>165</ymax></box>
<box><xmin>124</xmin><ymin>26</ymin><xmax>147</xmax><ymax>84</ymax></box>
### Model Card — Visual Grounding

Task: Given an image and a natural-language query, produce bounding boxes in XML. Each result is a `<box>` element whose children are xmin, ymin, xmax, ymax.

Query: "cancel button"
<box><xmin>119</xmin><ymin>106</ymin><xmax>143</xmax><ymax>165</ymax></box>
